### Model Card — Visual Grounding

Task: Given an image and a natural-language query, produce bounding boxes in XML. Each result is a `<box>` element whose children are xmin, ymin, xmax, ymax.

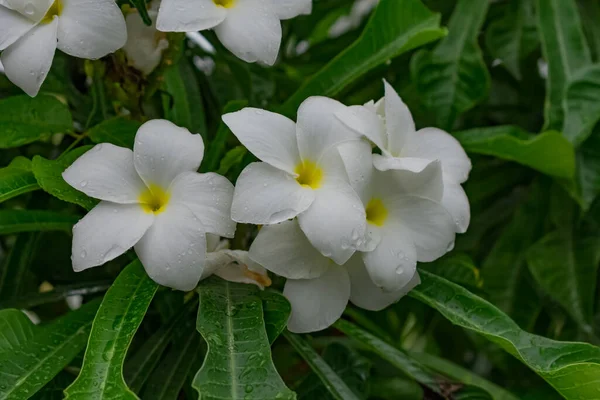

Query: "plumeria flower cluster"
<box><xmin>224</xmin><ymin>82</ymin><xmax>471</xmax><ymax>333</ymax></box>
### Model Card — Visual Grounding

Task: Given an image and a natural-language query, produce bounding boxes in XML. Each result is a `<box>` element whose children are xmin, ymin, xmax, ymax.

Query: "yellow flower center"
<box><xmin>213</xmin><ymin>0</ymin><xmax>236</xmax><ymax>8</ymax></box>
<box><xmin>366</xmin><ymin>198</ymin><xmax>388</xmax><ymax>226</ymax></box>
<box><xmin>139</xmin><ymin>184</ymin><xmax>170</xmax><ymax>214</ymax></box>
<box><xmin>295</xmin><ymin>160</ymin><xmax>323</xmax><ymax>189</ymax></box>
<box><xmin>41</xmin><ymin>0</ymin><xmax>62</xmax><ymax>24</ymax></box>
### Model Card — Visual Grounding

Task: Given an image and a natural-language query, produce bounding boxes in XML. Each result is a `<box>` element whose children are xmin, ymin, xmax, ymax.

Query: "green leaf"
<box><xmin>280</xmin><ymin>0</ymin><xmax>446</xmax><ymax>117</ymax></box>
<box><xmin>260</xmin><ymin>290</ymin><xmax>291</xmax><ymax>345</ymax></box>
<box><xmin>408</xmin><ymin>351</ymin><xmax>519</xmax><ymax>400</ymax></box>
<box><xmin>0</xmin><ymin>309</ymin><xmax>35</xmax><ymax>354</ymax></box>
<box><xmin>333</xmin><ymin>319</ymin><xmax>443</xmax><ymax>395</ymax></box>
<box><xmin>284</xmin><ymin>332</ymin><xmax>359</xmax><ymax>400</ymax></box>
<box><xmin>141</xmin><ymin>318</ymin><xmax>202</xmax><ymax>400</ymax></box>
<box><xmin>485</xmin><ymin>0</ymin><xmax>538</xmax><ymax>80</ymax></box>
<box><xmin>33</xmin><ymin>146</ymin><xmax>98</xmax><ymax>211</ymax></box>
<box><xmin>563</xmin><ymin>65</ymin><xmax>600</xmax><ymax>145</ymax></box>
<box><xmin>0</xmin><ymin>157</ymin><xmax>39</xmax><ymax>203</ymax></box>
<box><xmin>527</xmin><ymin>225</ymin><xmax>600</xmax><ymax>334</ymax></box>
<box><xmin>217</xmin><ymin>146</ymin><xmax>247</xmax><ymax>177</ymax></box>
<box><xmin>410</xmin><ymin>0</ymin><xmax>490</xmax><ymax>130</ymax></box>
<box><xmin>192</xmin><ymin>277</ymin><xmax>295</xmax><ymax>400</ymax></box>
<box><xmin>31</xmin><ymin>371</ymin><xmax>74</xmax><ymax>400</ymax></box>
<box><xmin>410</xmin><ymin>270</ymin><xmax>600</xmax><ymax>400</ymax></box>
<box><xmin>481</xmin><ymin>181</ymin><xmax>548</xmax><ymax>330</ymax></box>
<box><xmin>453</xmin><ymin>126</ymin><xmax>576</xmax><ymax>179</ymax></box>
<box><xmin>127</xmin><ymin>0</ymin><xmax>151</xmax><ymax>25</ymax></box>
<box><xmin>0</xmin><ymin>232</ymin><xmax>41</xmax><ymax>301</ymax></box>
<box><xmin>0</xmin><ymin>300</ymin><xmax>101</xmax><ymax>399</ymax></box>
<box><xmin>0</xmin><ymin>95</ymin><xmax>73</xmax><ymax>148</ymax></box>
<box><xmin>162</xmin><ymin>58</ymin><xmax>207</xmax><ymax>135</ymax></box>
<box><xmin>0</xmin><ymin>210</ymin><xmax>79</xmax><ymax>234</ymax></box>
<box><xmin>88</xmin><ymin>117</ymin><xmax>142</xmax><ymax>149</ymax></box>
<box><xmin>65</xmin><ymin>261</ymin><xmax>158</xmax><ymax>400</ymax></box>
<box><xmin>0</xmin><ymin>281</ymin><xmax>111</xmax><ymax>310</ymax></box>
<box><xmin>202</xmin><ymin>100</ymin><xmax>248</xmax><ymax>173</ymax></box>
<box><xmin>295</xmin><ymin>343</ymin><xmax>370</xmax><ymax>400</ymax></box>
<box><xmin>536</xmin><ymin>0</ymin><xmax>592</xmax><ymax>131</ymax></box>
<box><xmin>421</xmin><ymin>253</ymin><xmax>482</xmax><ymax>289</ymax></box>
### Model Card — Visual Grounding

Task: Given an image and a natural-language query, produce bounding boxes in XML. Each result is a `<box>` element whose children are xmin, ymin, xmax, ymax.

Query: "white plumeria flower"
<box><xmin>0</xmin><ymin>0</ymin><xmax>127</xmax><ymax>97</ymax></box>
<box><xmin>156</xmin><ymin>0</ymin><xmax>312</xmax><ymax>65</ymax></box>
<box><xmin>249</xmin><ymin>219</ymin><xmax>420</xmax><ymax>333</ymax></box>
<box><xmin>199</xmin><ymin>234</ymin><xmax>272</xmax><ymax>289</ymax></box>
<box><xmin>337</xmin><ymin>80</ymin><xmax>472</xmax><ymax>233</ymax></box>
<box><xmin>62</xmin><ymin>119</ymin><xmax>236</xmax><ymax>291</ymax></box>
<box><xmin>222</xmin><ymin>97</ymin><xmax>367</xmax><ymax>265</ymax></box>
<box><xmin>338</xmin><ymin>140</ymin><xmax>455</xmax><ymax>292</ymax></box>
<box><xmin>123</xmin><ymin>7</ymin><xmax>169</xmax><ymax>75</ymax></box>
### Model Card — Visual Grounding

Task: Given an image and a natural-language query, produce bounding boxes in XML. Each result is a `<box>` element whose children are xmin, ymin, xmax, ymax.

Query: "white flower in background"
<box><xmin>156</xmin><ymin>0</ymin><xmax>312</xmax><ymax>65</ymax></box>
<box><xmin>123</xmin><ymin>6</ymin><xmax>169</xmax><ymax>75</ymax></box>
<box><xmin>0</xmin><ymin>0</ymin><xmax>127</xmax><ymax>97</ymax></box>
<box><xmin>62</xmin><ymin>120</ymin><xmax>236</xmax><ymax>291</ymax></box>
<box><xmin>337</xmin><ymin>81</ymin><xmax>472</xmax><ymax>233</ymax></box>
<box><xmin>200</xmin><ymin>234</ymin><xmax>272</xmax><ymax>289</ymax></box>
<box><xmin>329</xmin><ymin>0</ymin><xmax>378</xmax><ymax>38</ymax></box>
<box><xmin>249</xmin><ymin>219</ymin><xmax>420</xmax><ymax>333</ymax></box>
<box><xmin>222</xmin><ymin>97</ymin><xmax>366</xmax><ymax>265</ymax></box>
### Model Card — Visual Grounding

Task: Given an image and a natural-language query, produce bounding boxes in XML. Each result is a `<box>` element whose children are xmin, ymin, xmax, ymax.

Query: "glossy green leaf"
<box><xmin>31</xmin><ymin>371</ymin><xmax>74</xmax><ymax>400</ymax></box>
<box><xmin>485</xmin><ymin>0</ymin><xmax>538</xmax><ymax>80</ymax></box>
<box><xmin>333</xmin><ymin>319</ymin><xmax>442</xmax><ymax>395</ymax></box>
<box><xmin>411</xmin><ymin>0</ymin><xmax>490</xmax><ymax>130</ymax></box>
<box><xmin>410</xmin><ymin>270</ymin><xmax>600</xmax><ymax>400</ymax></box>
<box><xmin>0</xmin><ymin>210</ymin><xmax>78</xmax><ymax>234</ymax></box>
<box><xmin>563</xmin><ymin>65</ymin><xmax>600</xmax><ymax>146</ymax></box>
<box><xmin>408</xmin><ymin>351</ymin><xmax>519</xmax><ymax>400</ymax></box>
<box><xmin>88</xmin><ymin>117</ymin><xmax>142</xmax><ymax>149</ymax></box>
<box><xmin>482</xmin><ymin>181</ymin><xmax>547</xmax><ymax>330</ymax></box>
<box><xmin>0</xmin><ymin>157</ymin><xmax>39</xmax><ymax>203</ymax></box>
<box><xmin>259</xmin><ymin>290</ymin><xmax>291</xmax><ymax>345</ymax></box>
<box><xmin>192</xmin><ymin>277</ymin><xmax>294</xmax><ymax>400</ymax></box>
<box><xmin>284</xmin><ymin>332</ymin><xmax>359</xmax><ymax>400</ymax></box>
<box><xmin>453</xmin><ymin>126</ymin><xmax>576</xmax><ymax>179</ymax></box>
<box><xmin>0</xmin><ymin>95</ymin><xmax>73</xmax><ymax>148</ymax></box>
<box><xmin>65</xmin><ymin>261</ymin><xmax>158</xmax><ymax>400</ymax></box>
<box><xmin>0</xmin><ymin>300</ymin><xmax>101</xmax><ymax>399</ymax></box>
<box><xmin>127</xmin><ymin>0</ymin><xmax>151</xmax><ymax>25</ymax></box>
<box><xmin>0</xmin><ymin>232</ymin><xmax>40</xmax><ymax>301</ymax></box>
<box><xmin>421</xmin><ymin>253</ymin><xmax>482</xmax><ymax>289</ymax></box>
<box><xmin>296</xmin><ymin>343</ymin><xmax>370</xmax><ymax>400</ymax></box>
<box><xmin>141</xmin><ymin>318</ymin><xmax>202</xmax><ymax>400</ymax></box>
<box><xmin>536</xmin><ymin>0</ymin><xmax>592</xmax><ymax>131</ymax></box>
<box><xmin>217</xmin><ymin>146</ymin><xmax>247</xmax><ymax>177</ymax></box>
<box><xmin>33</xmin><ymin>146</ymin><xmax>97</xmax><ymax>211</ymax></box>
<box><xmin>280</xmin><ymin>0</ymin><xmax>446</xmax><ymax>117</ymax></box>
<box><xmin>367</xmin><ymin>377</ymin><xmax>423</xmax><ymax>400</ymax></box>
<box><xmin>0</xmin><ymin>309</ymin><xmax>35</xmax><ymax>353</ymax></box>
<box><xmin>162</xmin><ymin>58</ymin><xmax>206</xmax><ymax>135</ymax></box>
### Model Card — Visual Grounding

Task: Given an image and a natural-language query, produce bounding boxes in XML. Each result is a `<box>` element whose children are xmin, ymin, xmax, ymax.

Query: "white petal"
<box><xmin>156</xmin><ymin>0</ymin><xmax>226</xmax><ymax>32</ymax></box>
<box><xmin>72</xmin><ymin>202</ymin><xmax>154</xmax><ymax>272</ymax></box>
<box><xmin>133</xmin><ymin>120</ymin><xmax>205</xmax><ymax>189</ymax></box>
<box><xmin>385</xmin><ymin>195</ymin><xmax>456</xmax><ymax>262</ymax></box>
<box><xmin>63</xmin><ymin>143</ymin><xmax>147</xmax><ymax>204</ymax></box>
<box><xmin>123</xmin><ymin>10</ymin><xmax>169</xmax><ymax>75</ymax></box>
<box><xmin>0</xmin><ymin>0</ymin><xmax>53</xmax><ymax>22</ymax></box>
<box><xmin>57</xmin><ymin>0</ymin><xmax>127</xmax><ymax>59</ymax></box>
<box><xmin>403</xmin><ymin>127</ymin><xmax>472</xmax><ymax>184</ymax></box>
<box><xmin>347</xmin><ymin>254</ymin><xmax>419</xmax><ymax>311</ymax></box>
<box><xmin>441</xmin><ymin>182</ymin><xmax>470</xmax><ymax>233</ymax></box>
<box><xmin>336</xmin><ymin>105</ymin><xmax>387</xmax><ymax>151</ymax></box>
<box><xmin>206</xmin><ymin>233</ymin><xmax>223</xmax><ymax>253</ymax></box>
<box><xmin>169</xmin><ymin>171</ymin><xmax>236</xmax><ymax>238</ymax></box>
<box><xmin>296</xmin><ymin>97</ymin><xmax>360</xmax><ymax>162</ymax></box>
<box><xmin>362</xmin><ymin>224</ymin><xmax>417</xmax><ymax>292</ymax></box>
<box><xmin>284</xmin><ymin>265</ymin><xmax>350</xmax><ymax>333</ymax></box>
<box><xmin>383</xmin><ymin>80</ymin><xmax>415</xmax><ymax>155</ymax></box>
<box><xmin>372</xmin><ymin>155</ymin><xmax>432</xmax><ymax>174</ymax></box>
<box><xmin>231</xmin><ymin>162</ymin><xmax>314</xmax><ymax>224</ymax></box>
<box><xmin>214</xmin><ymin>0</ymin><xmax>281</xmax><ymax>65</ymax></box>
<box><xmin>298</xmin><ymin>182</ymin><xmax>366</xmax><ymax>265</ymax></box>
<box><xmin>272</xmin><ymin>0</ymin><xmax>312</xmax><ymax>19</ymax></box>
<box><xmin>338</xmin><ymin>140</ymin><xmax>373</xmax><ymax>204</ymax></box>
<box><xmin>371</xmin><ymin>160</ymin><xmax>444</xmax><ymax>202</ymax></box>
<box><xmin>222</xmin><ymin>108</ymin><xmax>300</xmax><ymax>174</ymax></box>
<box><xmin>1</xmin><ymin>19</ymin><xmax>57</xmax><ymax>97</ymax></box>
<box><xmin>135</xmin><ymin>203</ymin><xmax>206</xmax><ymax>291</ymax></box>
<box><xmin>249</xmin><ymin>219</ymin><xmax>331</xmax><ymax>279</ymax></box>
<box><xmin>213</xmin><ymin>250</ymin><xmax>272</xmax><ymax>289</ymax></box>
<box><xmin>0</xmin><ymin>6</ymin><xmax>35</xmax><ymax>50</ymax></box>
